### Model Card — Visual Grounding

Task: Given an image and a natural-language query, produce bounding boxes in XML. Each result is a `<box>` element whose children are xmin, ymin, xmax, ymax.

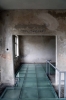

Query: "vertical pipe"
<box><xmin>64</xmin><ymin>72</ymin><xmax>66</xmax><ymax>98</ymax></box>
<box><xmin>58</xmin><ymin>72</ymin><xmax>61</xmax><ymax>98</ymax></box>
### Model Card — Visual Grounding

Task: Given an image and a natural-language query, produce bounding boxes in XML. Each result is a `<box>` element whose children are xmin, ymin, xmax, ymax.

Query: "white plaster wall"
<box><xmin>19</xmin><ymin>36</ymin><xmax>55</xmax><ymax>63</ymax></box>
<box><xmin>1</xmin><ymin>34</ymin><xmax>15</xmax><ymax>85</ymax></box>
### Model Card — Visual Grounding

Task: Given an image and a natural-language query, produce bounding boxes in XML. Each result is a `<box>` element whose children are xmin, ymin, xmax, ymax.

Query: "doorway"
<box><xmin>13</xmin><ymin>35</ymin><xmax>56</xmax><ymax>85</ymax></box>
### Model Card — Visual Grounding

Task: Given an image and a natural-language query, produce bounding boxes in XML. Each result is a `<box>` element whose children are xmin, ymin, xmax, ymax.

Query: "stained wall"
<box><xmin>0</xmin><ymin>10</ymin><xmax>66</xmax><ymax>85</ymax></box>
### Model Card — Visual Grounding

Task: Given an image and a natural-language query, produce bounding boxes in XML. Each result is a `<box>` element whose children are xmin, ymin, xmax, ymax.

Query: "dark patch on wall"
<box><xmin>15</xmin><ymin>24</ymin><xmax>46</xmax><ymax>33</ymax></box>
<box><xmin>43</xmin><ymin>36</ymin><xmax>55</xmax><ymax>44</ymax></box>
<box><xmin>20</xmin><ymin>54</ymin><xmax>28</xmax><ymax>58</ymax></box>
<box><xmin>48</xmin><ymin>10</ymin><xmax>66</xmax><ymax>19</ymax></box>
<box><xmin>20</xmin><ymin>30</ymin><xmax>45</xmax><ymax>33</ymax></box>
<box><xmin>0</xmin><ymin>11</ymin><xmax>5</xmax><ymax>24</ymax></box>
<box><xmin>0</xmin><ymin>39</ymin><xmax>2</xmax><ymax>47</ymax></box>
<box><xmin>6</xmin><ymin>14</ymin><xmax>9</xmax><ymax>17</ymax></box>
<box><xmin>15</xmin><ymin>24</ymin><xmax>46</xmax><ymax>29</ymax></box>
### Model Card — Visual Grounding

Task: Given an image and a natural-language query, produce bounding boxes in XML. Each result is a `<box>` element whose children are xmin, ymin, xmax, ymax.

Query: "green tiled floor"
<box><xmin>27</xmin><ymin>70</ymin><xmax>36</xmax><ymax>73</ymax></box>
<box><xmin>27</xmin><ymin>73</ymin><xmax>36</xmax><ymax>77</ymax></box>
<box><xmin>24</xmin><ymin>81</ymin><xmax>37</xmax><ymax>87</ymax></box>
<box><xmin>0</xmin><ymin>64</ymin><xmax>65</xmax><ymax>100</ymax></box>
<box><xmin>38</xmin><ymin>87</ymin><xmax>57</xmax><ymax>98</ymax></box>
<box><xmin>20</xmin><ymin>87</ymin><xmax>38</xmax><ymax>98</ymax></box>
<box><xmin>37</xmin><ymin>81</ymin><xmax>51</xmax><ymax>87</ymax></box>
<box><xmin>25</xmin><ymin>77</ymin><xmax>37</xmax><ymax>82</ymax></box>
<box><xmin>1</xmin><ymin>87</ymin><xmax>21</xmax><ymax>99</ymax></box>
<box><xmin>2</xmin><ymin>89</ymin><xmax>20</xmax><ymax>99</ymax></box>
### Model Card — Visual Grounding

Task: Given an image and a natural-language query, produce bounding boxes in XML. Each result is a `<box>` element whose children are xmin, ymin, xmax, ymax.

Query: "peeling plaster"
<box><xmin>0</xmin><ymin>53</ymin><xmax>12</xmax><ymax>60</ymax></box>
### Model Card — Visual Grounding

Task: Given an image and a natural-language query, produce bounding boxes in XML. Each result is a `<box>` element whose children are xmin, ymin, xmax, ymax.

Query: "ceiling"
<box><xmin>0</xmin><ymin>0</ymin><xmax>66</xmax><ymax>9</ymax></box>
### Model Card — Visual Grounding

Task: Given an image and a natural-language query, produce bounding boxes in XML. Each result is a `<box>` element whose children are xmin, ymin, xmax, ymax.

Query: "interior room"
<box><xmin>0</xmin><ymin>0</ymin><xmax>66</xmax><ymax>99</ymax></box>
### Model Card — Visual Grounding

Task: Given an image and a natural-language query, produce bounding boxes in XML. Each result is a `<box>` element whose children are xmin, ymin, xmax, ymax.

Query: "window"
<box><xmin>15</xmin><ymin>35</ymin><xmax>19</xmax><ymax>57</ymax></box>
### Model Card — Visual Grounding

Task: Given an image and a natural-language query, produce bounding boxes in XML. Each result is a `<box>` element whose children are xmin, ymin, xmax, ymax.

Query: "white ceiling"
<box><xmin>0</xmin><ymin>0</ymin><xmax>66</xmax><ymax>9</ymax></box>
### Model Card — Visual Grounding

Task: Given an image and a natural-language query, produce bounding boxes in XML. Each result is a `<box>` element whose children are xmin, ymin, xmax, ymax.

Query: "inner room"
<box><xmin>18</xmin><ymin>35</ymin><xmax>56</xmax><ymax>83</ymax></box>
<box><xmin>13</xmin><ymin>35</ymin><xmax>57</xmax><ymax>99</ymax></box>
<box><xmin>14</xmin><ymin>35</ymin><xmax>56</xmax><ymax>84</ymax></box>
